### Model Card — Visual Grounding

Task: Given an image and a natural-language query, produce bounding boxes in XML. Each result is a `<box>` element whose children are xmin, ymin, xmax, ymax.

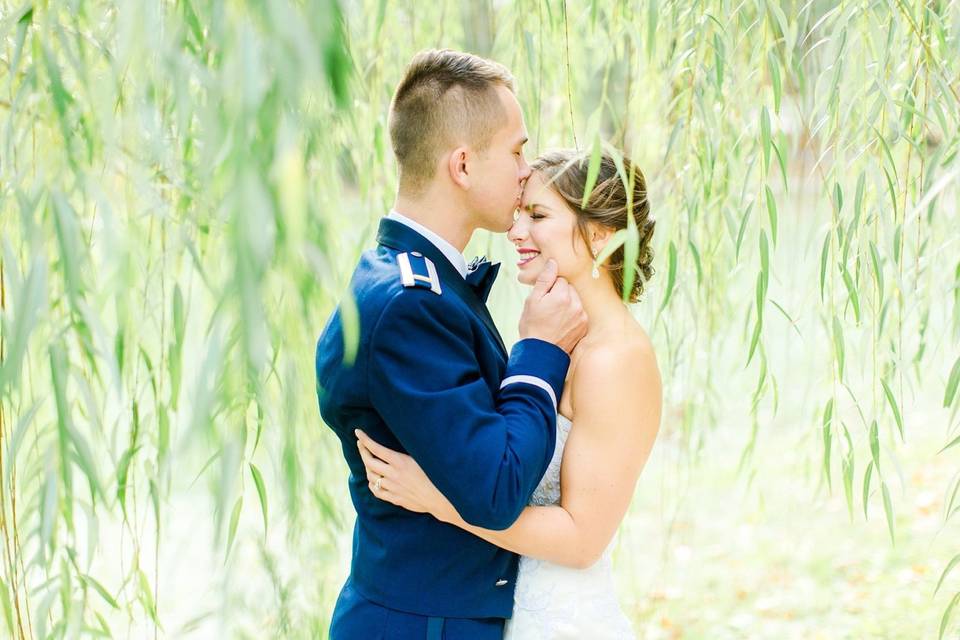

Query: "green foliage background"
<box><xmin>1</xmin><ymin>0</ymin><xmax>959</xmax><ymax>637</ymax></box>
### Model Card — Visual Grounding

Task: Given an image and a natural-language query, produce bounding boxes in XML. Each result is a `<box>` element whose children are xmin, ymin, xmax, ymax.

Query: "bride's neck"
<box><xmin>572</xmin><ymin>271</ymin><xmax>632</xmax><ymax>339</ymax></box>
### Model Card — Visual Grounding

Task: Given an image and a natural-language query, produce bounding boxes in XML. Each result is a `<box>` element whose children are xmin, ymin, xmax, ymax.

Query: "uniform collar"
<box><xmin>385</xmin><ymin>210</ymin><xmax>468</xmax><ymax>279</ymax></box>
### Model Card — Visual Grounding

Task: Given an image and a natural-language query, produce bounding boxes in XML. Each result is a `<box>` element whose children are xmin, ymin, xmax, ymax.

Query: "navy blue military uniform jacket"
<box><xmin>316</xmin><ymin>217</ymin><xmax>570</xmax><ymax>623</ymax></box>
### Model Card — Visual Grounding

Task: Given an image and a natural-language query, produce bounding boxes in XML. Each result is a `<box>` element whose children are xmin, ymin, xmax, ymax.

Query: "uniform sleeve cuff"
<box><xmin>503</xmin><ymin>339</ymin><xmax>570</xmax><ymax>410</ymax></box>
<box><xmin>500</xmin><ymin>375</ymin><xmax>558</xmax><ymax>411</ymax></box>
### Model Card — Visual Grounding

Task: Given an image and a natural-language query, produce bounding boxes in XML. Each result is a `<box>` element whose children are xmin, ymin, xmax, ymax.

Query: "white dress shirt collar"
<box><xmin>386</xmin><ymin>210</ymin><xmax>468</xmax><ymax>279</ymax></box>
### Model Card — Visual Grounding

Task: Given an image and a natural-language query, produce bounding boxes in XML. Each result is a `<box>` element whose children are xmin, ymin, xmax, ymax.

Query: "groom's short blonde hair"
<box><xmin>389</xmin><ymin>49</ymin><xmax>515</xmax><ymax>193</ymax></box>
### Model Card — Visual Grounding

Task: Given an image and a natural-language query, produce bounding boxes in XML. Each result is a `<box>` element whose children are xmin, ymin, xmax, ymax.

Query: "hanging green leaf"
<box><xmin>772</xmin><ymin>140</ymin><xmax>789</xmax><ymax>192</ymax></box>
<box><xmin>758</xmin><ymin>230</ymin><xmax>770</xmax><ymax>305</ymax></box>
<box><xmin>940</xmin><ymin>591</ymin><xmax>960</xmax><ymax>640</ymax></box>
<box><xmin>323</xmin><ymin>0</ymin><xmax>351</xmax><ymax>109</ymax></box>
<box><xmin>841</xmin><ymin>267</ymin><xmax>860</xmax><ymax>323</ymax></box>
<box><xmin>768</xmin><ymin>51</ymin><xmax>781</xmax><ymax>113</ymax></box>
<box><xmin>935</xmin><ymin>554</ymin><xmax>960</xmax><ymax>597</ymax></box>
<box><xmin>869</xmin><ymin>241</ymin><xmax>884</xmax><ymax>308</ymax></box>
<box><xmin>854</xmin><ymin>172</ymin><xmax>866</xmax><ymax>220</ymax></box>
<box><xmin>822</xmin><ymin>398</ymin><xmax>834</xmax><ymax>490</ymax></box>
<box><xmin>944</xmin><ymin>355</ymin><xmax>960</xmax><ymax>408</ymax></box>
<box><xmin>81</xmin><ymin>575</ymin><xmax>120</xmax><ymax>610</ymax></box>
<box><xmin>226</xmin><ymin>496</ymin><xmax>243</xmax><ymax>560</ymax></box>
<box><xmin>841</xmin><ymin>424</ymin><xmax>855</xmax><ymax>521</ymax></box>
<box><xmin>658</xmin><ymin>240</ymin><xmax>677</xmax><ymax>312</ymax></box>
<box><xmin>250</xmin><ymin>463</ymin><xmax>269</xmax><ymax>538</ymax></box>
<box><xmin>869</xmin><ymin>420</ymin><xmax>880</xmax><ymax>472</ymax></box>
<box><xmin>688</xmin><ymin>239</ymin><xmax>703</xmax><ymax>286</ymax></box>
<box><xmin>764</xmin><ymin>186</ymin><xmax>778</xmax><ymax>246</ymax></box>
<box><xmin>646</xmin><ymin>0</ymin><xmax>657</xmax><ymax>58</ymax></box>
<box><xmin>880</xmin><ymin>378</ymin><xmax>904</xmax><ymax>441</ymax></box>
<box><xmin>881</xmin><ymin>481</ymin><xmax>895</xmax><ymax>545</ymax></box>
<box><xmin>117</xmin><ymin>445</ymin><xmax>140</xmax><ymax>521</ymax></box>
<box><xmin>939</xmin><ymin>434</ymin><xmax>960</xmax><ymax>455</ymax></box>
<box><xmin>137</xmin><ymin>569</ymin><xmax>159</xmax><ymax>625</ymax></box>
<box><xmin>747</xmin><ymin>316</ymin><xmax>763</xmax><ymax>367</ymax></box>
<box><xmin>832</xmin><ymin>317</ymin><xmax>845</xmax><ymax>380</ymax></box>
<box><xmin>820</xmin><ymin>230</ymin><xmax>831</xmax><ymax>301</ymax></box>
<box><xmin>713</xmin><ymin>32</ymin><xmax>724</xmax><ymax>87</ymax></box>
<box><xmin>581</xmin><ymin>133</ymin><xmax>603</xmax><ymax>208</ymax></box>
<box><xmin>736</xmin><ymin>204</ymin><xmax>753</xmax><ymax>261</ymax></box>
<box><xmin>760</xmin><ymin>106</ymin><xmax>771</xmax><ymax>172</ymax></box>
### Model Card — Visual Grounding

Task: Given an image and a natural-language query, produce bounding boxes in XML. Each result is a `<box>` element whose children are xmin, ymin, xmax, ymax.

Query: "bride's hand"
<box><xmin>355</xmin><ymin>429</ymin><xmax>458</xmax><ymax>523</ymax></box>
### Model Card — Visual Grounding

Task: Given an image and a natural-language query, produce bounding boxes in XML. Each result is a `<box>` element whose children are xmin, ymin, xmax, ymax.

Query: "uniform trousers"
<box><xmin>329</xmin><ymin>578</ymin><xmax>506</xmax><ymax>640</ymax></box>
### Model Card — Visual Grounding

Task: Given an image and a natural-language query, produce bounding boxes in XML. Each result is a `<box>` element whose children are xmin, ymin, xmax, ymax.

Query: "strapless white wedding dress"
<box><xmin>504</xmin><ymin>415</ymin><xmax>635</xmax><ymax>639</ymax></box>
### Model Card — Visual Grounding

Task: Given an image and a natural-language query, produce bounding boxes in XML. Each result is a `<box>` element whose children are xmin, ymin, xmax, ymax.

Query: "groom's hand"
<box><xmin>518</xmin><ymin>259</ymin><xmax>588</xmax><ymax>354</ymax></box>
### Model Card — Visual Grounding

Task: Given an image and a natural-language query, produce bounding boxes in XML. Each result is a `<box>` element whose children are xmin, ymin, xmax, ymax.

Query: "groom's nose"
<box><xmin>518</xmin><ymin>156</ymin><xmax>532</xmax><ymax>182</ymax></box>
<box><xmin>508</xmin><ymin>215</ymin><xmax>527</xmax><ymax>241</ymax></box>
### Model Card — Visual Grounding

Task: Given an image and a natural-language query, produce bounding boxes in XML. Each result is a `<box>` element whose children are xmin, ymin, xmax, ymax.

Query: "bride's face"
<box><xmin>508</xmin><ymin>171</ymin><xmax>593</xmax><ymax>286</ymax></box>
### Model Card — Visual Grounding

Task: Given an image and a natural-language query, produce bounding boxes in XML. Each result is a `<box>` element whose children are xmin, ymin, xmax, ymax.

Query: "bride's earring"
<box><xmin>591</xmin><ymin>248</ymin><xmax>600</xmax><ymax>279</ymax></box>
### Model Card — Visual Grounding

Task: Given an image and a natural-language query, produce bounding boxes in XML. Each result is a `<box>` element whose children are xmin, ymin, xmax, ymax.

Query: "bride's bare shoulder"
<box><xmin>570</xmin><ymin>326</ymin><xmax>659</xmax><ymax>397</ymax></box>
<box><xmin>563</xmin><ymin>331</ymin><xmax>661</xmax><ymax>439</ymax></box>
<box><xmin>575</xmin><ymin>321</ymin><xmax>656</xmax><ymax>369</ymax></box>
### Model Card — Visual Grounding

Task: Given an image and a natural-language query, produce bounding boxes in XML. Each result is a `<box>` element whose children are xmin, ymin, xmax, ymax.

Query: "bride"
<box><xmin>356</xmin><ymin>148</ymin><xmax>662</xmax><ymax>639</ymax></box>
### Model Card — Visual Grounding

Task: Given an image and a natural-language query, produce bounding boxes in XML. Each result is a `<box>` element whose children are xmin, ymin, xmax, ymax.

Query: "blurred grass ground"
<box><xmin>615</xmin><ymin>396</ymin><xmax>958</xmax><ymax>639</ymax></box>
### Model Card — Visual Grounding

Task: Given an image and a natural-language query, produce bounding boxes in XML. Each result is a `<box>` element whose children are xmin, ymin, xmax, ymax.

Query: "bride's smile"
<box><xmin>510</xmin><ymin>171</ymin><xmax>602</xmax><ymax>285</ymax></box>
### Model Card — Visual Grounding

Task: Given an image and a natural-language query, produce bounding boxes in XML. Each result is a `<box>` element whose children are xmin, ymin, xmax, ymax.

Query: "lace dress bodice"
<box><xmin>526</xmin><ymin>412</ymin><xmax>571</xmax><ymax>506</ymax></box>
<box><xmin>504</xmin><ymin>415</ymin><xmax>635</xmax><ymax>639</ymax></box>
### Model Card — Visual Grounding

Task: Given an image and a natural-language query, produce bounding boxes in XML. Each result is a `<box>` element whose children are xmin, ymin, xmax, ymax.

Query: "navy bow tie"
<box><xmin>465</xmin><ymin>257</ymin><xmax>501</xmax><ymax>303</ymax></box>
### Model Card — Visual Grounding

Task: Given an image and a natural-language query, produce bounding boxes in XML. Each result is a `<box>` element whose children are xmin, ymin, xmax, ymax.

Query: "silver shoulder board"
<box><xmin>397</xmin><ymin>252</ymin><xmax>442</xmax><ymax>295</ymax></box>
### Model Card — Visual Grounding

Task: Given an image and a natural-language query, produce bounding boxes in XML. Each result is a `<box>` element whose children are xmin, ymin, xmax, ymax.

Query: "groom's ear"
<box><xmin>447</xmin><ymin>146</ymin><xmax>471</xmax><ymax>190</ymax></box>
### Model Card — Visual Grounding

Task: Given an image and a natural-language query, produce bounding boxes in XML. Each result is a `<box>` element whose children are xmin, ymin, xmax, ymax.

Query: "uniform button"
<box><xmin>495</xmin><ymin>579</ymin><xmax>508</xmax><ymax>587</ymax></box>
<box><xmin>411</xmin><ymin>251</ymin><xmax>423</xmax><ymax>257</ymax></box>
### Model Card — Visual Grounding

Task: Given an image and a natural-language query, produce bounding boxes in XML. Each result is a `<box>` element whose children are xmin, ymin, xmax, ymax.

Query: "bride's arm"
<box><xmin>357</xmin><ymin>343</ymin><xmax>662</xmax><ymax>569</ymax></box>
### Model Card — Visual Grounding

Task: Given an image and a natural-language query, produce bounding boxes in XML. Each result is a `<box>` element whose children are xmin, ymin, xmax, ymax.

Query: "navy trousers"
<box><xmin>329</xmin><ymin>578</ymin><xmax>506</xmax><ymax>640</ymax></box>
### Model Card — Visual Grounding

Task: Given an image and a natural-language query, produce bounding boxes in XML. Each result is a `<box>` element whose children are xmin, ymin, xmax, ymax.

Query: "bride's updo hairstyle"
<box><xmin>530</xmin><ymin>150</ymin><xmax>655</xmax><ymax>303</ymax></box>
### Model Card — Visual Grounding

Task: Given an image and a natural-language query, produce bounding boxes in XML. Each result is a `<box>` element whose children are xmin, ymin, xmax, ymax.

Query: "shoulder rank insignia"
<box><xmin>397</xmin><ymin>251</ymin><xmax>442</xmax><ymax>295</ymax></box>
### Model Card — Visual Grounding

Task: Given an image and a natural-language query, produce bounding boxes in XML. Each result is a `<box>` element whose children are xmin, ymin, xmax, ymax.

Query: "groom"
<box><xmin>316</xmin><ymin>49</ymin><xmax>587</xmax><ymax>639</ymax></box>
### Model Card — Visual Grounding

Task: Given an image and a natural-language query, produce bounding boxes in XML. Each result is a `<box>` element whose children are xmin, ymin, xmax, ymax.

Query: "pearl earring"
<box><xmin>591</xmin><ymin>248</ymin><xmax>600</xmax><ymax>279</ymax></box>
